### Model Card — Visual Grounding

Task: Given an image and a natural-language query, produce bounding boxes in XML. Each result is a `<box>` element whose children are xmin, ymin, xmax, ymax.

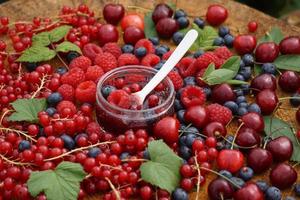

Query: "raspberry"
<box><xmin>168</xmin><ymin>71</ymin><xmax>183</xmax><ymax>91</ymax></box>
<box><xmin>94</xmin><ymin>52</ymin><xmax>118</xmax><ymax>72</ymax></box>
<box><xmin>69</xmin><ymin>56</ymin><xmax>92</xmax><ymax>71</ymax></box>
<box><xmin>181</xmin><ymin>85</ymin><xmax>206</xmax><ymax>108</ymax></box>
<box><xmin>83</xmin><ymin>43</ymin><xmax>103</xmax><ymax>61</ymax></box>
<box><xmin>86</xmin><ymin>122</ymin><xmax>103</xmax><ymax>136</ymax></box>
<box><xmin>118</xmin><ymin>53</ymin><xmax>139</xmax><ymax>67</ymax></box>
<box><xmin>162</xmin><ymin>50</ymin><xmax>173</xmax><ymax>60</ymax></box>
<box><xmin>75</xmin><ymin>81</ymin><xmax>97</xmax><ymax>103</ymax></box>
<box><xmin>107</xmin><ymin>90</ymin><xmax>130</xmax><ymax>109</ymax></box>
<box><xmin>206</xmin><ymin>103</ymin><xmax>232</xmax><ymax>125</ymax></box>
<box><xmin>141</xmin><ymin>54</ymin><xmax>160</xmax><ymax>67</ymax></box>
<box><xmin>61</xmin><ymin>67</ymin><xmax>85</xmax><ymax>87</ymax></box>
<box><xmin>195</xmin><ymin>52</ymin><xmax>220</xmax><ymax>69</ymax></box>
<box><xmin>135</xmin><ymin>39</ymin><xmax>155</xmax><ymax>54</ymax></box>
<box><xmin>85</xmin><ymin>65</ymin><xmax>104</xmax><ymax>82</ymax></box>
<box><xmin>176</xmin><ymin>57</ymin><xmax>197</xmax><ymax>77</ymax></box>
<box><xmin>102</xmin><ymin>42</ymin><xmax>122</xmax><ymax>59</ymax></box>
<box><xmin>195</xmin><ymin>68</ymin><xmax>208</xmax><ymax>86</ymax></box>
<box><xmin>214</xmin><ymin>47</ymin><xmax>233</xmax><ymax>60</ymax></box>
<box><xmin>56</xmin><ymin>100</ymin><xmax>77</xmax><ymax>117</ymax></box>
<box><xmin>57</xmin><ymin>84</ymin><xmax>75</xmax><ymax>101</ymax></box>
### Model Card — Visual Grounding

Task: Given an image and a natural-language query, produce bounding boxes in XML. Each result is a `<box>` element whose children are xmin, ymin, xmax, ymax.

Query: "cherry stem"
<box><xmin>51</xmin><ymin>43</ymin><xmax>69</xmax><ymax>69</ymax></box>
<box><xmin>220</xmin><ymin>135</ymin><xmax>257</xmax><ymax>149</ymax></box>
<box><xmin>178</xmin><ymin>123</ymin><xmax>193</xmax><ymax>137</ymax></box>
<box><xmin>31</xmin><ymin>74</ymin><xmax>49</xmax><ymax>99</ymax></box>
<box><xmin>0</xmin><ymin>127</ymin><xmax>37</xmax><ymax>142</ymax></box>
<box><xmin>44</xmin><ymin>141</ymin><xmax>116</xmax><ymax>161</ymax></box>
<box><xmin>126</xmin><ymin>5</ymin><xmax>152</xmax><ymax>12</ymax></box>
<box><xmin>105</xmin><ymin>177</ymin><xmax>121</xmax><ymax>200</ymax></box>
<box><xmin>194</xmin><ymin>156</ymin><xmax>201</xmax><ymax>200</ymax></box>
<box><xmin>279</xmin><ymin>96</ymin><xmax>300</xmax><ymax>101</ymax></box>
<box><xmin>231</xmin><ymin>122</ymin><xmax>244</xmax><ymax>150</ymax></box>
<box><xmin>292</xmin><ymin>162</ymin><xmax>300</xmax><ymax>168</ymax></box>
<box><xmin>0</xmin><ymin>154</ymin><xmax>33</xmax><ymax>166</ymax></box>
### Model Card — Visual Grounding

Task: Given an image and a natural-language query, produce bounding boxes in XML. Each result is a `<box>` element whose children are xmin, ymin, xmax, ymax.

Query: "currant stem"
<box><xmin>0</xmin><ymin>154</ymin><xmax>33</xmax><ymax>166</ymax></box>
<box><xmin>105</xmin><ymin>177</ymin><xmax>121</xmax><ymax>200</ymax></box>
<box><xmin>0</xmin><ymin>109</ymin><xmax>13</xmax><ymax>125</ymax></box>
<box><xmin>0</xmin><ymin>127</ymin><xmax>37</xmax><ymax>142</ymax></box>
<box><xmin>31</xmin><ymin>75</ymin><xmax>49</xmax><ymax>99</ymax></box>
<box><xmin>50</xmin><ymin>43</ymin><xmax>69</xmax><ymax>69</ymax></box>
<box><xmin>279</xmin><ymin>96</ymin><xmax>300</xmax><ymax>101</ymax></box>
<box><xmin>126</xmin><ymin>5</ymin><xmax>152</xmax><ymax>11</ymax></box>
<box><xmin>121</xmin><ymin>158</ymin><xmax>148</xmax><ymax>162</ymax></box>
<box><xmin>194</xmin><ymin>156</ymin><xmax>201</xmax><ymax>200</ymax></box>
<box><xmin>230</xmin><ymin>122</ymin><xmax>244</xmax><ymax>150</ymax></box>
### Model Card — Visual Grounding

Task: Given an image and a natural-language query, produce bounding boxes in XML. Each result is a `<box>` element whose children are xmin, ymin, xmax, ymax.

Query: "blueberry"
<box><xmin>172</xmin><ymin>31</ymin><xmax>184</xmax><ymax>45</ymax></box>
<box><xmin>294</xmin><ymin>184</ymin><xmax>300</xmax><ymax>197</ymax></box>
<box><xmin>46</xmin><ymin>107</ymin><xmax>57</xmax><ymax>116</ymax></box>
<box><xmin>224</xmin><ymin>34</ymin><xmax>234</xmax><ymax>47</ymax></box>
<box><xmin>234</xmin><ymin>74</ymin><xmax>245</xmax><ymax>81</ymax></box>
<box><xmin>235</xmin><ymin>89</ymin><xmax>244</xmax><ymax>96</ymax></box>
<box><xmin>213</xmin><ymin>37</ymin><xmax>225</xmax><ymax>46</ymax></box>
<box><xmin>37</xmin><ymin>127</ymin><xmax>46</xmax><ymax>137</ymax></box>
<box><xmin>193</xmin><ymin>50</ymin><xmax>204</xmax><ymax>58</ymax></box>
<box><xmin>238</xmin><ymin>167</ymin><xmax>254</xmax><ymax>181</ymax></box>
<box><xmin>155</xmin><ymin>46</ymin><xmax>168</xmax><ymax>57</ymax></box>
<box><xmin>242</xmin><ymin>54</ymin><xmax>254</xmax><ymax>66</ymax></box>
<box><xmin>202</xmin><ymin>86</ymin><xmax>212</xmax><ymax>98</ymax></box>
<box><xmin>18</xmin><ymin>140</ymin><xmax>31</xmax><ymax>152</ymax></box>
<box><xmin>101</xmin><ymin>85</ymin><xmax>116</xmax><ymax>98</ymax></box>
<box><xmin>176</xmin><ymin>88</ymin><xmax>184</xmax><ymax>99</ymax></box>
<box><xmin>121</xmin><ymin>44</ymin><xmax>134</xmax><ymax>53</ymax></box>
<box><xmin>218</xmin><ymin>26</ymin><xmax>230</xmax><ymax>37</ymax></box>
<box><xmin>154</xmin><ymin>60</ymin><xmax>165</xmax><ymax>70</ymax></box>
<box><xmin>183</xmin><ymin>76</ymin><xmax>196</xmax><ymax>86</ymax></box>
<box><xmin>134</xmin><ymin>47</ymin><xmax>147</xmax><ymax>57</ymax></box>
<box><xmin>177</xmin><ymin>110</ymin><xmax>186</xmax><ymax>123</ymax></box>
<box><xmin>224</xmin><ymin>101</ymin><xmax>238</xmax><ymax>114</ymax></box>
<box><xmin>174</xmin><ymin>99</ymin><xmax>184</xmax><ymax>111</ymax></box>
<box><xmin>265</xmin><ymin>186</ymin><xmax>282</xmax><ymax>200</ymax></box>
<box><xmin>219</xmin><ymin>170</ymin><xmax>233</xmax><ymax>179</ymax></box>
<box><xmin>179</xmin><ymin>135</ymin><xmax>187</xmax><ymax>146</ymax></box>
<box><xmin>240</xmin><ymin>60</ymin><xmax>246</xmax><ymax>68</ymax></box>
<box><xmin>248</xmin><ymin>103</ymin><xmax>261</xmax><ymax>114</ymax></box>
<box><xmin>240</xmin><ymin>84</ymin><xmax>250</xmax><ymax>94</ymax></box>
<box><xmin>236</xmin><ymin>95</ymin><xmax>246</xmax><ymax>104</ymax></box>
<box><xmin>56</xmin><ymin>67</ymin><xmax>68</xmax><ymax>75</ymax></box>
<box><xmin>239</xmin><ymin>67</ymin><xmax>251</xmax><ymax>80</ymax></box>
<box><xmin>256</xmin><ymin>180</ymin><xmax>269</xmax><ymax>192</ymax></box>
<box><xmin>239</xmin><ymin>102</ymin><xmax>248</xmax><ymax>108</ymax></box>
<box><xmin>179</xmin><ymin>145</ymin><xmax>191</xmax><ymax>160</ymax></box>
<box><xmin>237</xmin><ymin>107</ymin><xmax>248</xmax><ymax>116</ymax></box>
<box><xmin>185</xmin><ymin>126</ymin><xmax>200</xmax><ymax>135</ymax></box>
<box><xmin>185</xmin><ymin>134</ymin><xmax>196</xmax><ymax>147</ymax></box>
<box><xmin>148</xmin><ymin>37</ymin><xmax>159</xmax><ymax>45</ymax></box>
<box><xmin>88</xmin><ymin>147</ymin><xmax>101</xmax><ymax>158</ymax></box>
<box><xmin>172</xmin><ymin>188</ymin><xmax>188</xmax><ymax>200</ymax></box>
<box><xmin>161</xmin><ymin>44</ymin><xmax>170</xmax><ymax>51</ymax></box>
<box><xmin>174</xmin><ymin>9</ymin><xmax>187</xmax><ymax>19</ymax></box>
<box><xmin>67</xmin><ymin>51</ymin><xmax>80</xmax><ymax>63</ymax></box>
<box><xmin>290</xmin><ymin>93</ymin><xmax>300</xmax><ymax>107</ymax></box>
<box><xmin>262</xmin><ymin>63</ymin><xmax>276</xmax><ymax>75</ymax></box>
<box><xmin>143</xmin><ymin>150</ymin><xmax>150</xmax><ymax>159</ymax></box>
<box><xmin>193</xmin><ymin>18</ymin><xmax>205</xmax><ymax>29</ymax></box>
<box><xmin>216</xmin><ymin>141</ymin><xmax>226</xmax><ymax>150</ymax></box>
<box><xmin>47</xmin><ymin>92</ymin><xmax>62</xmax><ymax>105</ymax></box>
<box><xmin>177</xmin><ymin>17</ymin><xmax>189</xmax><ymax>29</ymax></box>
<box><xmin>120</xmin><ymin>152</ymin><xmax>130</xmax><ymax>160</ymax></box>
<box><xmin>61</xmin><ymin>134</ymin><xmax>75</xmax><ymax>150</ymax></box>
<box><xmin>230</xmin><ymin>177</ymin><xmax>245</xmax><ymax>188</ymax></box>
<box><xmin>25</xmin><ymin>62</ymin><xmax>38</xmax><ymax>72</ymax></box>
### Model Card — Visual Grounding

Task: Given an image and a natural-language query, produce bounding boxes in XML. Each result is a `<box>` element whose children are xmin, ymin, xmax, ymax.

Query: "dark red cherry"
<box><xmin>255</xmin><ymin>42</ymin><xmax>279</xmax><ymax>63</ymax></box>
<box><xmin>155</xmin><ymin>18</ymin><xmax>179</xmax><ymax>39</ymax></box>
<box><xmin>152</xmin><ymin>3</ymin><xmax>173</xmax><ymax>24</ymax></box>
<box><xmin>234</xmin><ymin>183</ymin><xmax>264</xmax><ymax>200</ymax></box>
<box><xmin>203</xmin><ymin>122</ymin><xmax>227</xmax><ymax>137</ymax></box>
<box><xmin>241</xmin><ymin>112</ymin><xmax>264</xmax><ymax>132</ymax></box>
<box><xmin>279</xmin><ymin>36</ymin><xmax>300</xmax><ymax>55</ymax></box>
<box><xmin>103</xmin><ymin>3</ymin><xmax>125</xmax><ymax>25</ymax></box>
<box><xmin>266</xmin><ymin>136</ymin><xmax>293</xmax><ymax>162</ymax></box>
<box><xmin>153</xmin><ymin>117</ymin><xmax>179</xmax><ymax>145</ymax></box>
<box><xmin>233</xmin><ymin>34</ymin><xmax>257</xmax><ymax>55</ymax></box>
<box><xmin>208</xmin><ymin>178</ymin><xmax>234</xmax><ymax>200</ymax></box>
<box><xmin>278</xmin><ymin>71</ymin><xmax>300</xmax><ymax>92</ymax></box>
<box><xmin>256</xmin><ymin>89</ymin><xmax>278</xmax><ymax>115</ymax></box>
<box><xmin>123</xmin><ymin>26</ymin><xmax>145</xmax><ymax>45</ymax></box>
<box><xmin>247</xmin><ymin>148</ymin><xmax>273</xmax><ymax>173</ymax></box>
<box><xmin>211</xmin><ymin>83</ymin><xmax>236</xmax><ymax>104</ymax></box>
<box><xmin>270</xmin><ymin>163</ymin><xmax>297</xmax><ymax>189</ymax></box>
<box><xmin>97</xmin><ymin>24</ymin><xmax>119</xmax><ymax>46</ymax></box>
<box><xmin>184</xmin><ymin>105</ymin><xmax>209</xmax><ymax>128</ymax></box>
<box><xmin>250</xmin><ymin>74</ymin><xmax>277</xmax><ymax>93</ymax></box>
<box><xmin>217</xmin><ymin>149</ymin><xmax>244</xmax><ymax>173</ymax></box>
<box><xmin>236</xmin><ymin>127</ymin><xmax>261</xmax><ymax>148</ymax></box>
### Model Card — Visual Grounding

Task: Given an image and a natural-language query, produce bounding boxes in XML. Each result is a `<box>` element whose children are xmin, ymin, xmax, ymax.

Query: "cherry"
<box><xmin>266</xmin><ymin>136</ymin><xmax>293</xmax><ymax>162</ymax></box>
<box><xmin>241</xmin><ymin>112</ymin><xmax>264</xmax><ymax>132</ymax></box>
<box><xmin>255</xmin><ymin>42</ymin><xmax>279</xmax><ymax>63</ymax></box>
<box><xmin>248</xmin><ymin>21</ymin><xmax>258</xmax><ymax>32</ymax></box>
<box><xmin>206</xmin><ymin>5</ymin><xmax>228</xmax><ymax>26</ymax></box>
<box><xmin>103</xmin><ymin>3</ymin><xmax>125</xmax><ymax>25</ymax></box>
<box><xmin>203</xmin><ymin>122</ymin><xmax>227</xmax><ymax>137</ymax></box>
<box><xmin>217</xmin><ymin>149</ymin><xmax>244</xmax><ymax>173</ymax></box>
<box><xmin>233</xmin><ymin>34</ymin><xmax>257</xmax><ymax>55</ymax></box>
<box><xmin>234</xmin><ymin>183</ymin><xmax>264</xmax><ymax>200</ymax></box>
<box><xmin>153</xmin><ymin>116</ymin><xmax>180</xmax><ymax>144</ymax></box>
<box><xmin>270</xmin><ymin>163</ymin><xmax>297</xmax><ymax>189</ymax></box>
<box><xmin>250</xmin><ymin>73</ymin><xmax>277</xmax><ymax>92</ymax></box>
<box><xmin>279</xmin><ymin>36</ymin><xmax>300</xmax><ymax>55</ymax></box>
<box><xmin>184</xmin><ymin>105</ymin><xmax>209</xmax><ymax>128</ymax></box>
<box><xmin>278</xmin><ymin>71</ymin><xmax>300</xmax><ymax>92</ymax></box>
<box><xmin>256</xmin><ymin>89</ymin><xmax>278</xmax><ymax>115</ymax></box>
<box><xmin>121</xmin><ymin>14</ymin><xmax>144</xmax><ymax>31</ymax></box>
<box><xmin>247</xmin><ymin>148</ymin><xmax>273</xmax><ymax>173</ymax></box>
<box><xmin>123</xmin><ymin>26</ymin><xmax>145</xmax><ymax>45</ymax></box>
<box><xmin>208</xmin><ymin>178</ymin><xmax>234</xmax><ymax>200</ymax></box>
<box><xmin>236</xmin><ymin>127</ymin><xmax>261</xmax><ymax>148</ymax></box>
<box><xmin>155</xmin><ymin>18</ymin><xmax>179</xmax><ymax>39</ymax></box>
<box><xmin>211</xmin><ymin>83</ymin><xmax>236</xmax><ymax>104</ymax></box>
<box><xmin>97</xmin><ymin>24</ymin><xmax>119</xmax><ymax>46</ymax></box>
<box><xmin>152</xmin><ymin>3</ymin><xmax>174</xmax><ymax>24</ymax></box>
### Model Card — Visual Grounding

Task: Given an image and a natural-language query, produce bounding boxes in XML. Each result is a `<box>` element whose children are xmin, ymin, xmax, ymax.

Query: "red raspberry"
<box><xmin>86</xmin><ymin>122</ymin><xmax>103</xmax><ymax>136</ymax></box>
<box><xmin>85</xmin><ymin>65</ymin><xmax>104</xmax><ymax>82</ymax></box>
<box><xmin>162</xmin><ymin>50</ymin><xmax>173</xmax><ymax>60</ymax></box>
<box><xmin>57</xmin><ymin>84</ymin><xmax>75</xmax><ymax>101</ymax></box>
<box><xmin>141</xmin><ymin>54</ymin><xmax>160</xmax><ymax>67</ymax></box>
<box><xmin>206</xmin><ymin>103</ymin><xmax>232</xmax><ymax>125</ymax></box>
<box><xmin>61</xmin><ymin>67</ymin><xmax>85</xmax><ymax>87</ymax></box>
<box><xmin>181</xmin><ymin>85</ymin><xmax>206</xmax><ymax>108</ymax></box>
<box><xmin>83</xmin><ymin>43</ymin><xmax>103</xmax><ymax>61</ymax></box>
<box><xmin>69</xmin><ymin>56</ymin><xmax>92</xmax><ymax>71</ymax></box>
<box><xmin>214</xmin><ymin>47</ymin><xmax>233</xmax><ymax>60</ymax></box>
<box><xmin>118</xmin><ymin>53</ymin><xmax>139</xmax><ymax>66</ymax></box>
<box><xmin>102</xmin><ymin>42</ymin><xmax>122</xmax><ymax>59</ymax></box>
<box><xmin>75</xmin><ymin>81</ymin><xmax>97</xmax><ymax>103</ymax></box>
<box><xmin>94</xmin><ymin>52</ymin><xmax>118</xmax><ymax>72</ymax></box>
<box><xmin>176</xmin><ymin>57</ymin><xmax>197</xmax><ymax>77</ymax></box>
<box><xmin>135</xmin><ymin>39</ymin><xmax>155</xmax><ymax>54</ymax></box>
<box><xmin>168</xmin><ymin>71</ymin><xmax>183</xmax><ymax>91</ymax></box>
<box><xmin>195</xmin><ymin>68</ymin><xmax>208</xmax><ymax>86</ymax></box>
<box><xmin>195</xmin><ymin>52</ymin><xmax>220</xmax><ymax>69</ymax></box>
<box><xmin>107</xmin><ymin>90</ymin><xmax>130</xmax><ymax>109</ymax></box>
<box><xmin>56</xmin><ymin>100</ymin><xmax>77</xmax><ymax>117</ymax></box>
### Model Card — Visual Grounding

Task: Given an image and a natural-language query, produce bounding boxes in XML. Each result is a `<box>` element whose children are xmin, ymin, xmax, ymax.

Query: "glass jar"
<box><xmin>96</xmin><ymin>65</ymin><xmax>175</xmax><ymax>133</ymax></box>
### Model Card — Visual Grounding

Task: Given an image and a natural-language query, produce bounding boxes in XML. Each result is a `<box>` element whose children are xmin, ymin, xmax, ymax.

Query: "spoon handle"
<box><xmin>139</xmin><ymin>29</ymin><xmax>198</xmax><ymax>100</ymax></box>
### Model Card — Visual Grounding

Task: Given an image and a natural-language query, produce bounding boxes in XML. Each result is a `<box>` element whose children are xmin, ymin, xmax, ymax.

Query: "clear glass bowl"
<box><xmin>96</xmin><ymin>65</ymin><xmax>175</xmax><ymax>133</ymax></box>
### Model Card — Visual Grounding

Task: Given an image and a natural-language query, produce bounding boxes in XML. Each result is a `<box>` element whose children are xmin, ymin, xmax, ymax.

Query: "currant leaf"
<box><xmin>17</xmin><ymin>46</ymin><xmax>56</xmax><ymax>62</ymax></box>
<box><xmin>56</xmin><ymin>41</ymin><xmax>82</xmax><ymax>54</ymax></box>
<box><xmin>144</xmin><ymin>12</ymin><xmax>158</xmax><ymax>38</ymax></box>
<box><xmin>48</xmin><ymin>25</ymin><xmax>72</xmax><ymax>43</ymax></box>
<box><xmin>259</xmin><ymin>26</ymin><xmax>284</xmax><ymax>44</ymax></box>
<box><xmin>32</xmin><ymin>32</ymin><xmax>51</xmax><ymax>46</ymax></box>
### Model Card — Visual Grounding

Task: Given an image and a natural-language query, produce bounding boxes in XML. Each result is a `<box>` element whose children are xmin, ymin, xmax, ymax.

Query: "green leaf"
<box><xmin>167</xmin><ymin>2</ymin><xmax>176</xmax><ymax>10</ymax></box>
<box><xmin>221</xmin><ymin>56</ymin><xmax>241</xmax><ymax>76</ymax></box>
<box><xmin>48</xmin><ymin>25</ymin><xmax>72</xmax><ymax>43</ymax></box>
<box><xmin>198</xmin><ymin>26</ymin><xmax>218</xmax><ymax>48</ymax></box>
<box><xmin>254</xmin><ymin>64</ymin><xmax>262</xmax><ymax>76</ymax></box>
<box><xmin>203</xmin><ymin>69</ymin><xmax>236</xmax><ymax>85</ymax></box>
<box><xmin>144</xmin><ymin>12</ymin><xmax>158</xmax><ymax>38</ymax></box>
<box><xmin>27</xmin><ymin>161</ymin><xmax>87</xmax><ymax>200</ymax></box>
<box><xmin>56</xmin><ymin>41</ymin><xmax>82</xmax><ymax>54</ymax></box>
<box><xmin>264</xmin><ymin>116</ymin><xmax>300</xmax><ymax>162</ymax></box>
<box><xmin>274</xmin><ymin>55</ymin><xmax>300</xmax><ymax>72</ymax></box>
<box><xmin>203</xmin><ymin>63</ymin><xmax>215</xmax><ymax>77</ymax></box>
<box><xmin>32</xmin><ymin>32</ymin><xmax>50</xmax><ymax>46</ymax></box>
<box><xmin>259</xmin><ymin>27</ymin><xmax>284</xmax><ymax>44</ymax></box>
<box><xmin>225</xmin><ymin>79</ymin><xmax>249</xmax><ymax>85</ymax></box>
<box><xmin>140</xmin><ymin>140</ymin><xmax>182</xmax><ymax>193</ymax></box>
<box><xmin>17</xmin><ymin>46</ymin><xmax>56</xmax><ymax>62</ymax></box>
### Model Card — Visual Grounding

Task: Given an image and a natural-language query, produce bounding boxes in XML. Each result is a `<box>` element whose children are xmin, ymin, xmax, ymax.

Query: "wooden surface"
<box><xmin>1</xmin><ymin>0</ymin><xmax>300</xmax><ymax>199</ymax></box>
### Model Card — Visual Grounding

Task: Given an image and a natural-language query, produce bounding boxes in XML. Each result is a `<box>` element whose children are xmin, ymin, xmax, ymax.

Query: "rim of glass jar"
<box><xmin>96</xmin><ymin>65</ymin><xmax>175</xmax><ymax>114</ymax></box>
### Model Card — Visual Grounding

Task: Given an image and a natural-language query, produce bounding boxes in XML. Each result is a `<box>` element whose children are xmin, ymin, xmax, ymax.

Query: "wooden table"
<box><xmin>0</xmin><ymin>0</ymin><xmax>299</xmax><ymax>199</ymax></box>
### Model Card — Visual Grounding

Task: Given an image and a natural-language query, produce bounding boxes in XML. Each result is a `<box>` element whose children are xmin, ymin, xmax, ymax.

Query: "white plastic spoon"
<box><xmin>131</xmin><ymin>29</ymin><xmax>199</xmax><ymax>106</ymax></box>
